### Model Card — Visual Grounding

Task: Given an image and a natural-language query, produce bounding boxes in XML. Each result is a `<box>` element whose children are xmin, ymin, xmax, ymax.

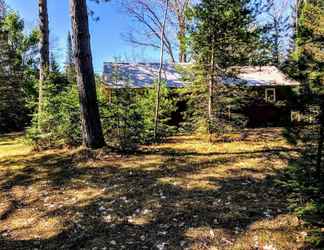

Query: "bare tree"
<box><xmin>265</xmin><ymin>0</ymin><xmax>291</xmax><ymax>65</ymax></box>
<box><xmin>70</xmin><ymin>0</ymin><xmax>105</xmax><ymax>149</ymax></box>
<box><xmin>122</xmin><ymin>0</ymin><xmax>190</xmax><ymax>63</ymax></box>
<box><xmin>0</xmin><ymin>0</ymin><xmax>6</xmax><ymax>19</ymax></box>
<box><xmin>154</xmin><ymin>0</ymin><xmax>169</xmax><ymax>140</ymax></box>
<box><xmin>169</xmin><ymin>0</ymin><xmax>190</xmax><ymax>62</ymax></box>
<box><xmin>38</xmin><ymin>0</ymin><xmax>50</xmax><ymax>130</ymax></box>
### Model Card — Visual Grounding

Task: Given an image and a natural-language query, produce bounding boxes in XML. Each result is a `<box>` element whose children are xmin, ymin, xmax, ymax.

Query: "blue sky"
<box><xmin>7</xmin><ymin>0</ymin><xmax>160</xmax><ymax>73</ymax></box>
<box><xmin>6</xmin><ymin>0</ymin><xmax>293</xmax><ymax>72</ymax></box>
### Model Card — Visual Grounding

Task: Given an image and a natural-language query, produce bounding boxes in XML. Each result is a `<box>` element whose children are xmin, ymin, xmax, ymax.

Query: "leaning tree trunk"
<box><xmin>154</xmin><ymin>0</ymin><xmax>169</xmax><ymax>141</ymax></box>
<box><xmin>70</xmin><ymin>0</ymin><xmax>105</xmax><ymax>149</ymax></box>
<box><xmin>316</xmin><ymin>102</ymin><xmax>324</xmax><ymax>181</ymax></box>
<box><xmin>38</xmin><ymin>0</ymin><xmax>49</xmax><ymax>130</ymax></box>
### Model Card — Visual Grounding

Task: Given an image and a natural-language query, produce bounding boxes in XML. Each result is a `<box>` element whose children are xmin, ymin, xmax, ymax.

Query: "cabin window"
<box><xmin>265</xmin><ymin>88</ymin><xmax>276</xmax><ymax>102</ymax></box>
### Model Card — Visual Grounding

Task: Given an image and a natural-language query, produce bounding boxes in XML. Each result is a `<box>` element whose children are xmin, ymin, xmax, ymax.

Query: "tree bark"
<box><xmin>124</xmin><ymin>0</ymin><xmax>176</xmax><ymax>63</ymax></box>
<box><xmin>70</xmin><ymin>0</ymin><xmax>105</xmax><ymax>149</ymax></box>
<box><xmin>154</xmin><ymin>0</ymin><xmax>169</xmax><ymax>141</ymax></box>
<box><xmin>0</xmin><ymin>0</ymin><xmax>6</xmax><ymax>19</ymax></box>
<box><xmin>172</xmin><ymin>0</ymin><xmax>190</xmax><ymax>62</ymax></box>
<box><xmin>124</xmin><ymin>0</ymin><xmax>189</xmax><ymax>64</ymax></box>
<box><xmin>38</xmin><ymin>0</ymin><xmax>49</xmax><ymax>130</ymax></box>
<box><xmin>208</xmin><ymin>44</ymin><xmax>215</xmax><ymax>134</ymax></box>
<box><xmin>316</xmin><ymin>102</ymin><xmax>324</xmax><ymax>181</ymax></box>
<box><xmin>178</xmin><ymin>16</ymin><xmax>187</xmax><ymax>63</ymax></box>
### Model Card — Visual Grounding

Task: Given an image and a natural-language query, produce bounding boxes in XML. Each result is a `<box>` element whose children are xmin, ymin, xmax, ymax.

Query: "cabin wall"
<box><xmin>103</xmin><ymin>86</ymin><xmax>299</xmax><ymax>129</ymax></box>
<box><xmin>245</xmin><ymin>86</ymin><xmax>298</xmax><ymax>127</ymax></box>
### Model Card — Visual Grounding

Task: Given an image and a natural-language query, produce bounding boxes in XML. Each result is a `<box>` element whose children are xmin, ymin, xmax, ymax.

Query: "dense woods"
<box><xmin>0</xmin><ymin>0</ymin><xmax>323</xmax><ymax>248</ymax></box>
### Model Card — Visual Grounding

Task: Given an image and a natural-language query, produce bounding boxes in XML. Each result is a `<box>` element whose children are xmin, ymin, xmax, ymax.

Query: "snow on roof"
<box><xmin>234</xmin><ymin>66</ymin><xmax>300</xmax><ymax>86</ymax></box>
<box><xmin>102</xmin><ymin>63</ymin><xmax>300</xmax><ymax>88</ymax></box>
<box><xmin>102</xmin><ymin>62</ymin><xmax>185</xmax><ymax>88</ymax></box>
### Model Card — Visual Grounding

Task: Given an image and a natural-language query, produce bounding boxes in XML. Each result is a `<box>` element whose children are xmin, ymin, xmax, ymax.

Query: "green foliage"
<box><xmin>179</xmin><ymin>64</ymin><xmax>257</xmax><ymax>134</ymax></box>
<box><xmin>189</xmin><ymin>0</ymin><xmax>261</xmax><ymax>69</ymax></box>
<box><xmin>140</xmin><ymin>82</ymin><xmax>176</xmax><ymax>141</ymax></box>
<box><xmin>0</xmin><ymin>11</ymin><xmax>38</xmax><ymax>133</ymax></box>
<box><xmin>99</xmin><ymin>82</ymin><xmax>176</xmax><ymax>152</ymax></box>
<box><xmin>185</xmin><ymin>0</ymin><xmax>262</xmax><ymax>134</ymax></box>
<box><xmin>26</xmin><ymin>73</ymin><xmax>80</xmax><ymax>149</ymax></box>
<box><xmin>99</xmin><ymin>85</ymin><xmax>144</xmax><ymax>152</ymax></box>
<box><xmin>292</xmin><ymin>0</ymin><xmax>323</xmax><ymax>95</ymax></box>
<box><xmin>26</xmin><ymin>50</ymin><xmax>80</xmax><ymax>150</ymax></box>
<box><xmin>210</xmin><ymin>84</ymin><xmax>254</xmax><ymax>134</ymax></box>
<box><xmin>178</xmin><ymin>64</ymin><xmax>208</xmax><ymax>133</ymax></box>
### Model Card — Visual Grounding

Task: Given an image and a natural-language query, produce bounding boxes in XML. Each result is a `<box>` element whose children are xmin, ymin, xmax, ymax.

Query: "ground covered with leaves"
<box><xmin>0</xmin><ymin>129</ymin><xmax>315</xmax><ymax>249</ymax></box>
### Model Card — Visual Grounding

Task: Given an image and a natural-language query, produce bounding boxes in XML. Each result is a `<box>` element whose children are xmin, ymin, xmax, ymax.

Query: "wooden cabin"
<box><xmin>102</xmin><ymin>63</ymin><xmax>301</xmax><ymax>127</ymax></box>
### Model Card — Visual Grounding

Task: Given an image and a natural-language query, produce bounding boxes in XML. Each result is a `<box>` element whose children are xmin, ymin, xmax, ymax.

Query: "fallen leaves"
<box><xmin>0</xmin><ymin>130</ymin><xmax>308</xmax><ymax>249</ymax></box>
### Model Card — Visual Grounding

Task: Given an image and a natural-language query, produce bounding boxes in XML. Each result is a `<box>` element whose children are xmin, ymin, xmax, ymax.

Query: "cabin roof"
<box><xmin>102</xmin><ymin>63</ymin><xmax>300</xmax><ymax>88</ymax></box>
<box><xmin>229</xmin><ymin>66</ymin><xmax>300</xmax><ymax>87</ymax></box>
<box><xmin>102</xmin><ymin>62</ymin><xmax>185</xmax><ymax>88</ymax></box>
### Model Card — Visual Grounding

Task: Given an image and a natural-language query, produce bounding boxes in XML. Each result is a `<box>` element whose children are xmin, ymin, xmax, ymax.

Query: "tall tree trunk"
<box><xmin>0</xmin><ymin>0</ymin><xmax>5</xmax><ymax>19</ymax></box>
<box><xmin>70</xmin><ymin>0</ymin><xmax>105</xmax><ymax>149</ymax></box>
<box><xmin>38</xmin><ymin>0</ymin><xmax>49</xmax><ymax>130</ymax></box>
<box><xmin>316</xmin><ymin>102</ymin><xmax>324</xmax><ymax>181</ymax></box>
<box><xmin>178</xmin><ymin>16</ymin><xmax>187</xmax><ymax>63</ymax></box>
<box><xmin>274</xmin><ymin>19</ymin><xmax>280</xmax><ymax>65</ymax></box>
<box><xmin>208</xmin><ymin>44</ymin><xmax>215</xmax><ymax>134</ymax></box>
<box><xmin>154</xmin><ymin>0</ymin><xmax>169</xmax><ymax>141</ymax></box>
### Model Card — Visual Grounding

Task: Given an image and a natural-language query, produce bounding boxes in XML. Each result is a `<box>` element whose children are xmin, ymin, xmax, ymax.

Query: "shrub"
<box><xmin>26</xmin><ymin>74</ymin><xmax>81</xmax><ymax>149</ymax></box>
<box><xmin>99</xmin><ymin>81</ymin><xmax>176</xmax><ymax>152</ymax></box>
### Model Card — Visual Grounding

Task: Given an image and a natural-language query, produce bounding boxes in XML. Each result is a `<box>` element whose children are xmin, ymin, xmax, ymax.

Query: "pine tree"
<box><xmin>154</xmin><ymin>0</ymin><xmax>169</xmax><ymax>141</ymax></box>
<box><xmin>49</xmin><ymin>52</ymin><xmax>70</xmax><ymax>93</ymax></box>
<box><xmin>64</xmin><ymin>31</ymin><xmax>76</xmax><ymax>83</ymax></box>
<box><xmin>50</xmin><ymin>52</ymin><xmax>60</xmax><ymax>73</ymax></box>
<box><xmin>189</xmin><ymin>0</ymin><xmax>261</xmax><ymax>133</ymax></box>
<box><xmin>0</xmin><ymin>13</ymin><xmax>30</xmax><ymax>132</ymax></box>
<box><xmin>70</xmin><ymin>0</ymin><xmax>105</xmax><ymax>149</ymax></box>
<box><xmin>65</xmin><ymin>31</ymin><xmax>73</xmax><ymax>66</ymax></box>
<box><xmin>264</xmin><ymin>0</ymin><xmax>291</xmax><ymax>66</ymax></box>
<box><xmin>38</xmin><ymin>0</ymin><xmax>50</xmax><ymax>130</ymax></box>
<box><xmin>292</xmin><ymin>0</ymin><xmax>324</xmax><ymax>180</ymax></box>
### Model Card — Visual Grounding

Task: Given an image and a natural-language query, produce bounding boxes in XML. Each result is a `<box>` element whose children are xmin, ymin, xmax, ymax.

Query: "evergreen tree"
<box><xmin>65</xmin><ymin>31</ymin><xmax>73</xmax><ymax>67</ymax></box>
<box><xmin>280</xmin><ymin>2</ymin><xmax>324</xmax><ymax>246</ymax></box>
<box><xmin>49</xmin><ymin>52</ymin><xmax>70</xmax><ymax>93</ymax></box>
<box><xmin>188</xmin><ymin>0</ymin><xmax>261</xmax><ymax>133</ymax></box>
<box><xmin>38</xmin><ymin>0</ymin><xmax>50</xmax><ymax>130</ymax></box>
<box><xmin>294</xmin><ymin>0</ymin><xmax>324</xmax><ymax>179</ymax></box>
<box><xmin>70</xmin><ymin>0</ymin><xmax>105</xmax><ymax>149</ymax></box>
<box><xmin>98</xmin><ymin>69</ymin><xmax>176</xmax><ymax>151</ymax></box>
<box><xmin>50</xmin><ymin>52</ymin><xmax>60</xmax><ymax>73</ymax></box>
<box><xmin>0</xmin><ymin>12</ymin><xmax>38</xmax><ymax>133</ymax></box>
<box><xmin>264</xmin><ymin>0</ymin><xmax>291</xmax><ymax>66</ymax></box>
<box><xmin>64</xmin><ymin>31</ymin><xmax>76</xmax><ymax>83</ymax></box>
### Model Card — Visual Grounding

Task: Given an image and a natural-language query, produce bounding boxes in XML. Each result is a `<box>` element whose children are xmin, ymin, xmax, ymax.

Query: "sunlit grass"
<box><xmin>0</xmin><ymin>128</ymin><xmax>309</xmax><ymax>249</ymax></box>
<box><xmin>0</xmin><ymin>133</ymin><xmax>31</xmax><ymax>158</ymax></box>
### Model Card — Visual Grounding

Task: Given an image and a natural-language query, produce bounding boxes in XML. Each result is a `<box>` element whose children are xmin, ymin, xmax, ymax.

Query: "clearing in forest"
<box><xmin>0</xmin><ymin>129</ymin><xmax>309</xmax><ymax>249</ymax></box>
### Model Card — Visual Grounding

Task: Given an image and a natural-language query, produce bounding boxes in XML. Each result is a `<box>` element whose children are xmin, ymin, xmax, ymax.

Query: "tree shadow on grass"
<box><xmin>0</xmin><ymin>140</ymin><xmax>306</xmax><ymax>249</ymax></box>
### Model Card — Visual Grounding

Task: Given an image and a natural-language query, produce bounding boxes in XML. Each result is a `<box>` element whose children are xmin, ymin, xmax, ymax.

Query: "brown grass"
<box><xmin>0</xmin><ymin>129</ymin><xmax>310</xmax><ymax>249</ymax></box>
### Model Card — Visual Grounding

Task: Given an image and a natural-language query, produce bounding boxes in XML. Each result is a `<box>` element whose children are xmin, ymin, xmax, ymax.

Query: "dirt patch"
<box><xmin>0</xmin><ymin>129</ymin><xmax>309</xmax><ymax>249</ymax></box>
